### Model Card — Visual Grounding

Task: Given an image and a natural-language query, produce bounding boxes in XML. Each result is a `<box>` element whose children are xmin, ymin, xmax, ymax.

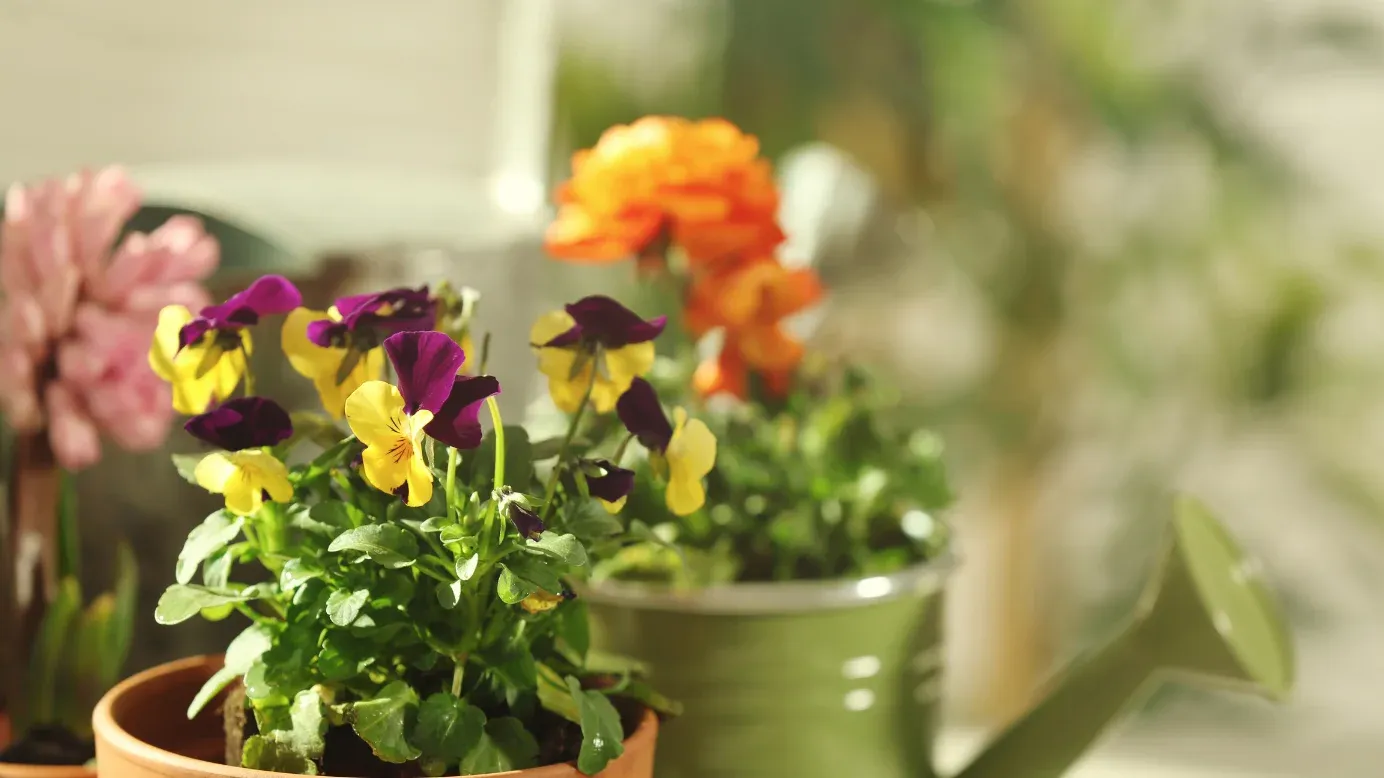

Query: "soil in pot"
<box><xmin>0</xmin><ymin>726</ymin><xmax>94</xmax><ymax>767</ymax></box>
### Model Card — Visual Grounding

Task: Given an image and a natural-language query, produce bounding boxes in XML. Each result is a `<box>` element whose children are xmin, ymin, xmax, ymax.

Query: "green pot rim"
<box><xmin>577</xmin><ymin>554</ymin><xmax>957</xmax><ymax>615</ymax></box>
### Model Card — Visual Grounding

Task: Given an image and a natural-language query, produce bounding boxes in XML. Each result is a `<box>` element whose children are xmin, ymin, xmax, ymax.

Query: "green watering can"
<box><xmin>585</xmin><ymin>496</ymin><xmax>1294</xmax><ymax>778</ymax></box>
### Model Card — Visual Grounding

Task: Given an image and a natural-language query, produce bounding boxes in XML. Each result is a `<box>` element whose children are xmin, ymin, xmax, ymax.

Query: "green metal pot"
<box><xmin>586</xmin><ymin>560</ymin><xmax>951</xmax><ymax>778</ymax></box>
<box><xmin>583</xmin><ymin>497</ymin><xmax>1296</xmax><ymax>778</ymax></box>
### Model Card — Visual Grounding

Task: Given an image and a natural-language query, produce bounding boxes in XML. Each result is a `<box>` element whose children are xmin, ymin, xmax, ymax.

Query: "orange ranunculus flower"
<box><xmin>694</xmin><ymin>336</ymin><xmax>796</xmax><ymax>401</ymax></box>
<box><xmin>683</xmin><ymin>256</ymin><xmax>824</xmax><ymax>338</ymax></box>
<box><xmin>545</xmin><ymin>116</ymin><xmax>785</xmax><ymax>265</ymax></box>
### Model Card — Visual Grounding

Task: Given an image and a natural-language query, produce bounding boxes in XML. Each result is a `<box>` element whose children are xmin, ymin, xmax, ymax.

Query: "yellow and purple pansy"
<box><xmin>150</xmin><ymin>275</ymin><xmax>301</xmax><ymax>414</ymax></box>
<box><xmin>582</xmin><ymin>459</ymin><xmax>636</xmax><ymax>513</ymax></box>
<box><xmin>344</xmin><ymin>330</ymin><xmax>500</xmax><ymax>507</ymax></box>
<box><xmin>183</xmin><ymin>396</ymin><xmax>295</xmax><ymax>515</ymax></box>
<box><xmin>282</xmin><ymin>286</ymin><xmax>438</xmax><ymax>420</ymax></box>
<box><xmin>616</xmin><ymin>377</ymin><xmax>716</xmax><ymax>516</ymax></box>
<box><xmin>530</xmin><ymin>295</ymin><xmax>666</xmax><ymax>413</ymax></box>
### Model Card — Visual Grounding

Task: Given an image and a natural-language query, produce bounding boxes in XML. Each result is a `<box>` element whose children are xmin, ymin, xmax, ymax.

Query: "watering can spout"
<box><xmin>951</xmin><ymin>496</ymin><xmax>1295</xmax><ymax>778</ymax></box>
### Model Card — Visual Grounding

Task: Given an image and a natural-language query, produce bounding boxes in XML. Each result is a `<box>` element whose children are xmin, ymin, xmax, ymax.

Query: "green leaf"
<box><xmin>472</xmin><ymin>426</ymin><xmax>534</xmax><ymax>491</ymax></box>
<box><xmin>412</xmin><ymin>693</ymin><xmax>485</xmax><ymax>764</ymax></box>
<box><xmin>566</xmin><ymin>504</ymin><xmax>624</xmax><ymax>543</ymax></box>
<box><xmin>328</xmin><ymin>525</ymin><xmax>419</xmax><ymax>569</ymax></box>
<box><xmin>461</xmin><ymin>718</ymin><xmax>538</xmax><ymax>775</ymax></box>
<box><xmin>286</xmin><ymin>411</ymin><xmax>346</xmax><ymax>451</ymax></box>
<box><xmin>536</xmin><ymin>664</ymin><xmax>581</xmax><ymax>724</ymax></box>
<box><xmin>171</xmin><ymin>453</ymin><xmax>203</xmax><ymax>485</ymax></box>
<box><xmin>325</xmin><ymin>588</ymin><xmax>370</xmax><ymax>627</ymax></box>
<box><xmin>25</xmin><ymin>577</ymin><xmax>81</xmax><ymax>728</ymax></box>
<box><xmin>241</xmin><ymin>735</ymin><xmax>318</xmax><ymax>775</ymax></box>
<box><xmin>154</xmin><ymin>583</ymin><xmax>272</xmax><ymax>625</ymax></box>
<box><xmin>420</xmin><ymin>516</ymin><xmax>453</xmax><ymax>532</ymax></box>
<box><xmin>525</xmin><ymin>532</ymin><xmax>588</xmax><ymax>566</ymax></box>
<box><xmin>436</xmin><ymin>579</ymin><xmax>462</xmax><ymax>610</ymax></box>
<box><xmin>176</xmin><ymin>511</ymin><xmax>244</xmax><ymax>585</ymax></box>
<box><xmin>456</xmin><ymin>553</ymin><xmax>479</xmax><ymax>581</ymax></box>
<box><xmin>101</xmin><ymin>542</ymin><xmax>139</xmax><ymax>688</ymax></box>
<box><xmin>495</xmin><ymin>554</ymin><xmax>564</xmax><ymax>605</ymax></box>
<box><xmin>555</xmin><ymin>599</ymin><xmax>591</xmax><ymax>663</ymax></box>
<box><xmin>347</xmin><ymin>680</ymin><xmax>422</xmax><ymax>763</ymax></box>
<box><xmin>279</xmin><ymin>558</ymin><xmax>325</xmax><ymax>592</ymax></box>
<box><xmin>617</xmin><ymin>676</ymin><xmax>683</xmax><ymax>718</ymax></box>
<box><xmin>202</xmin><ymin>548</ymin><xmax>234</xmax><ymax>588</ymax></box>
<box><xmin>276</xmin><ymin>689</ymin><xmax>327</xmax><ymax>760</ymax></box>
<box><xmin>188</xmin><ymin>624</ymin><xmax>272</xmax><ymax>718</ymax></box>
<box><xmin>567</xmin><ymin>676</ymin><xmax>625</xmax><ymax>775</ymax></box>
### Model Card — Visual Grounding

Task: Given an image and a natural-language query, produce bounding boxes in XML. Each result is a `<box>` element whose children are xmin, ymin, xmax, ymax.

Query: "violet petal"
<box><xmin>384</xmin><ymin>331</ymin><xmax>466</xmax><ymax>415</ymax></box>
<box><xmin>306</xmin><ymin>318</ymin><xmax>347</xmax><ymax>348</ymax></box>
<box><xmin>585</xmin><ymin>460</ymin><xmax>635</xmax><ymax>504</ymax></box>
<box><xmin>425</xmin><ymin>375</ymin><xmax>501</xmax><ymax>450</ymax></box>
<box><xmin>616</xmin><ymin>378</ymin><xmax>673</xmax><ymax>452</ymax></box>
<box><xmin>184</xmin><ymin>396</ymin><xmax>294</xmax><ymax>451</ymax></box>
<box><xmin>177</xmin><ymin>319</ymin><xmax>214</xmax><ymax>350</ymax></box>
<box><xmin>199</xmin><ymin>274</ymin><xmax>303</xmax><ymax>328</ymax></box>
<box><xmin>564</xmin><ymin>295</ymin><xmax>666</xmax><ymax>348</ymax></box>
<box><xmin>508</xmin><ymin>503</ymin><xmax>546</xmax><ymax>540</ymax></box>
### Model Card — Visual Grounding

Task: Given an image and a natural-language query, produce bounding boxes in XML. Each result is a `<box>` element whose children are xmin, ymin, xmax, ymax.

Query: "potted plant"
<box><xmin>92</xmin><ymin>276</ymin><xmax>708</xmax><ymax>777</ymax></box>
<box><xmin>535</xmin><ymin>116</ymin><xmax>1300</xmax><ymax>778</ymax></box>
<box><xmin>0</xmin><ymin>167</ymin><xmax>220</xmax><ymax>776</ymax></box>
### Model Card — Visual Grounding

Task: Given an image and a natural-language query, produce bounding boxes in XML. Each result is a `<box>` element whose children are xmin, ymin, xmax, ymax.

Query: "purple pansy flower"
<box><xmin>616</xmin><ymin>378</ymin><xmax>674</xmax><ymax>452</ymax></box>
<box><xmin>307</xmin><ymin>286</ymin><xmax>436</xmax><ymax>349</ymax></box>
<box><xmin>584</xmin><ymin>459</ymin><xmax>635</xmax><ymax>505</ymax></box>
<box><xmin>537</xmin><ymin>295</ymin><xmax>666</xmax><ymax>350</ymax></box>
<box><xmin>508</xmin><ymin>502</ymin><xmax>546</xmax><ymax>540</ymax></box>
<box><xmin>178</xmin><ymin>275</ymin><xmax>302</xmax><ymax>349</ymax></box>
<box><xmin>381</xmin><ymin>331</ymin><xmax>501</xmax><ymax>448</ymax></box>
<box><xmin>184</xmin><ymin>397</ymin><xmax>294</xmax><ymax>451</ymax></box>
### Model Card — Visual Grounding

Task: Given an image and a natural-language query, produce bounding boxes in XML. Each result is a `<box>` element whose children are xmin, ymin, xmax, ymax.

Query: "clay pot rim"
<box><xmin>93</xmin><ymin>655</ymin><xmax>658</xmax><ymax>778</ymax></box>
<box><xmin>0</xmin><ymin>764</ymin><xmax>95</xmax><ymax>778</ymax></box>
<box><xmin>575</xmin><ymin>555</ymin><xmax>956</xmax><ymax>615</ymax></box>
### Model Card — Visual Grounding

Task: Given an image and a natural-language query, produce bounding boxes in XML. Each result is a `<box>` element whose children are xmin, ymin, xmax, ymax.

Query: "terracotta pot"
<box><xmin>93</xmin><ymin>655</ymin><xmax>658</xmax><ymax>778</ymax></box>
<box><xmin>0</xmin><ymin>714</ymin><xmax>97</xmax><ymax>778</ymax></box>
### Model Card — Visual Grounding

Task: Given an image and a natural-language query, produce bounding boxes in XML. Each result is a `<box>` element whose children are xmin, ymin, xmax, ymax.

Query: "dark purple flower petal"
<box><xmin>198</xmin><ymin>275</ymin><xmax>303</xmax><ymax>328</ymax></box>
<box><xmin>177</xmin><ymin>319</ymin><xmax>214</xmax><ymax>350</ymax></box>
<box><xmin>184</xmin><ymin>397</ymin><xmax>294</xmax><ymax>451</ymax></box>
<box><xmin>508</xmin><ymin>503</ymin><xmax>546</xmax><ymax>540</ymax></box>
<box><xmin>425</xmin><ymin>375</ymin><xmax>500</xmax><ymax>450</ymax></box>
<box><xmin>540</xmin><ymin>296</ymin><xmax>666</xmax><ymax>349</ymax></box>
<box><xmin>616</xmin><ymin>378</ymin><xmax>673</xmax><ymax>452</ymax></box>
<box><xmin>384</xmin><ymin>331</ymin><xmax>466</xmax><ymax>415</ymax></box>
<box><xmin>340</xmin><ymin>287</ymin><xmax>437</xmax><ymax>337</ymax></box>
<box><xmin>585</xmin><ymin>460</ymin><xmax>635</xmax><ymax>504</ymax></box>
<box><xmin>306</xmin><ymin>318</ymin><xmax>348</xmax><ymax>348</ymax></box>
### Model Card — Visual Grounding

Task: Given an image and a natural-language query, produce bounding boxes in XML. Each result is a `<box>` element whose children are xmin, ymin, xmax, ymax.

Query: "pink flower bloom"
<box><xmin>0</xmin><ymin>167</ymin><xmax>219</xmax><ymax>470</ymax></box>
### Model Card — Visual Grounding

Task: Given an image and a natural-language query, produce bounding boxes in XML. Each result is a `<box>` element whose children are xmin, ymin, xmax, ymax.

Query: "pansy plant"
<box><xmin>151</xmin><ymin>277</ymin><xmax>706</xmax><ymax>776</ymax></box>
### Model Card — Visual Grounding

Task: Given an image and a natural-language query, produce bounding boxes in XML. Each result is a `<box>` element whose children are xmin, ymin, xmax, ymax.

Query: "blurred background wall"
<box><xmin>2</xmin><ymin>0</ymin><xmax>1383</xmax><ymax>775</ymax></box>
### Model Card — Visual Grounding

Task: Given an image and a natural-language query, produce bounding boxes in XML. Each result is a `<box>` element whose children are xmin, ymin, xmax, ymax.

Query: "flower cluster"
<box><xmin>544</xmin><ymin>116</ymin><xmax>822</xmax><ymax>400</ymax></box>
<box><xmin>0</xmin><ymin>167</ymin><xmax>218</xmax><ymax>469</ymax></box>
<box><xmin>151</xmin><ymin>276</ymin><xmax>710</xmax><ymax>776</ymax></box>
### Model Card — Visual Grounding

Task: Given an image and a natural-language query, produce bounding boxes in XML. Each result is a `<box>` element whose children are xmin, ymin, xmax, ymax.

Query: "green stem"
<box><xmin>451</xmin><ymin>659</ymin><xmax>466</xmax><ymax>697</ymax></box>
<box><xmin>241</xmin><ymin>349</ymin><xmax>255</xmax><ymax>397</ymax></box>
<box><xmin>418</xmin><ymin>564</ymin><xmax>453</xmax><ymax>584</ymax></box>
<box><xmin>487</xmin><ymin>398</ymin><xmax>506</xmax><ymax>489</ymax></box>
<box><xmin>446</xmin><ymin>447</ymin><xmax>460</xmax><ymax>521</ymax></box>
<box><xmin>612</xmin><ymin>433</ymin><xmax>636</xmax><ymax>465</ymax></box>
<box><xmin>540</xmin><ymin>366</ymin><xmax>598</xmax><ymax>521</ymax></box>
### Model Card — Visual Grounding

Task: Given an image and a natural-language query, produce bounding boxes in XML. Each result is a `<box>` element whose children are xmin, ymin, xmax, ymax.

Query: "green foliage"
<box><xmin>162</xmin><ymin>403</ymin><xmax>663</xmax><ymax>776</ymax></box>
<box><xmin>598</xmin><ymin>362</ymin><xmax>953</xmax><ymax>585</ymax></box>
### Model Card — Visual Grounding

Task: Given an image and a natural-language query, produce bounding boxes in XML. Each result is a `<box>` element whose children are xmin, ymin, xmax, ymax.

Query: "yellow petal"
<box><xmin>345</xmin><ymin>381</ymin><xmax>407</xmax><ymax>448</ymax></box>
<box><xmin>403</xmin><ymin>455</ymin><xmax>434</xmax><ymax>507</ymax></box>
<box><xmin>599</xmin><ymin>495</ymin><xmax>628</xmax><ymax>514</ymax></box>
<box><xmin>588</xmin><ymin>375</ymin><xmax>624</xmax><ymax>414</ymax></box>
<box><xmin>362</xmin><ymin>442</ymin><xmax>409</xmax><ymax>495</ymax></box>
<box><xmin>254</xmin><ymin>453</ymin><xmax>295</xmax><ymax>503</ymax></box>
<box><xmin>530</xmin><ymin>310</ymin><xmax>576</xmax><ymax>348</ymax></box>
<box><xmin>316</xmin><ymin>347</ymin><xmax>384</xmax><ymax>421</ymax></box>
<box><xmin>148</xmin><ymin>305</ymin><xmax>192</xmax><ymax>382</ymax></box>
<box><xmin>667</xmin><ymin>409</ymin><xmax>716</xmax><ymax>480</ymax></box>
<box><xmin>193</xmin><ymin>452</ymin><xmax>236</xmax><ymax>494</ymax></box>
<box><xmin>520</xmin><ymin>590</ymin><xmax>564</xmax><ymax>614</ymax></box>
<box><xmin>665</xmin><ymin>474</ymin><xmax>706</xmax><ymax>517</ymax></box>
<box><xmin>603</xmin><ymin>342</ymin><xmax>655</xmax><ymax>389</ymax></box>
<box><xmin>546</xmin><ymin>367</ymin><xmax>593</xmax><ymax>414</ymax></box>
<box><xmin>282</xmin><ymin>308</ymin><xmax>342</xmax><ymax>379</ymax></box>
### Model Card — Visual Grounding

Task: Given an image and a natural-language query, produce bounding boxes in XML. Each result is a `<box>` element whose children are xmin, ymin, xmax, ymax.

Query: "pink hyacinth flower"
<box><xmin>0</xmin><ymin>166</ymin><xmax>220</xmax><ymax>470</ymax></box>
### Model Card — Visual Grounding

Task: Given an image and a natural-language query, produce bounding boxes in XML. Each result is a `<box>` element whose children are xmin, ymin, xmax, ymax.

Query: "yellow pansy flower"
<box><xmin>149</xmin><ymin>305</ymin><xmax>251</xmax><ymax>415</ymax></box>
<box><xmin>282</xmin><ymin>307</ymin><xmax>384</xmax><ymax>420</ymax></box>
<box><xmin>615</xmin><ymin>378</ymin><xmax>716</xmax><ymax>517</ymax></box>
<box><xmin>194</xmin><ymin>450</ymin><xmax>293</xmax><ymax>516</ymax></box>
<box><xmin>530</xmin><ymin>296</ymin><xmax>666</xmax><ymax>414</ymax></box>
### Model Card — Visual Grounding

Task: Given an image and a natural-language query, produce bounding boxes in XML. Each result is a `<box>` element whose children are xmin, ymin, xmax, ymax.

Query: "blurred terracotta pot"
<box><xmin>93</xmin><ymin>655</ymin><xmax>659</xmax><ymax>778</ymax></box>
<box><xmin>0</xmin><ymin>714</ymin><xmax>95</xmax><ymax>778</ymax></box>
